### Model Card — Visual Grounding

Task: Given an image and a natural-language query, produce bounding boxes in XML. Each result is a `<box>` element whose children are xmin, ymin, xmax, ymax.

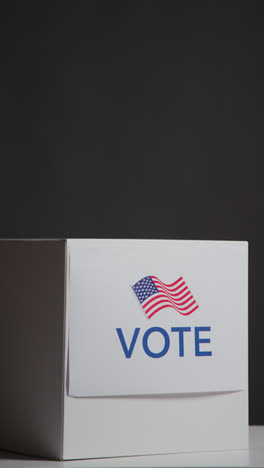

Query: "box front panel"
<box><xmin>63</xmin><ymin>239</ymin><xmax>248</xmax><ymax>459</ymax></box>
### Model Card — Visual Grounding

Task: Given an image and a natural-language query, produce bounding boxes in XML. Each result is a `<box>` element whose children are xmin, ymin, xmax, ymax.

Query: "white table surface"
<box><xmin>0</xmin><ymin>426</ymin><xmax>263</xmax><ymax>468</ymax></box>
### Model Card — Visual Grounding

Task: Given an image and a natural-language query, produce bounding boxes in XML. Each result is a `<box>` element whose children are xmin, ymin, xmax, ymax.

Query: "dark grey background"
<box><xmin>0</xmin><ymin>2</ymin><xmax>260</xmax><ymax>423</ymax></box>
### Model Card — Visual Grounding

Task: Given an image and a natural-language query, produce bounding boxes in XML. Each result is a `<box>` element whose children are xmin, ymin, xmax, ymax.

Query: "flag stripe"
<box><xmin>151</xmin><ymin>276</ymin><xmax>183</xmax><ymax>289</ymax></box>
<box><xmin>148</xmin><ymin>303</ymin><xmax>199</xmax><ymax>319</ymax></box>
<box><xmin>154</xmin><ymin>281</ymin><xmax>188</xmax><ymax>298</ymax></box>
<box><xmin>143</xmin><ymin>291</ymin><xmax>193</xmax><ymax>309</ymax></box>
<box><xmin>154</xmin><ymin>280</ymin><xmax>186</xmax><ymax>294</ymax></box>
<box><xmin>152</xmin><ymin>277</ymin><xmax>186</xmax><ymax>293</ymax></box>
<box><xmin>144</xmin><ymin>294</ymin><xmax>195</xmax><ymax>313</ymax></box>
<box><xmin>144</xmin><ymin>297</ymin><xmax>196</xmax><ymax>314</ymax></box>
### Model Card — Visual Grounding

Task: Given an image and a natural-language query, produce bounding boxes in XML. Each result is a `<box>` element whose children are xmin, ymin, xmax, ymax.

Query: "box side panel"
<box><xmin>0</xmin><ymin>240</ymin><xmax>66</xmax><ymax>460</ymax></box>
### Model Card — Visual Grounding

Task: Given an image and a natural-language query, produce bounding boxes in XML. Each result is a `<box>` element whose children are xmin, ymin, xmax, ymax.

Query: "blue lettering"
<box><xmin>116</xmin><ymin>328</ymin><xmax>140</xmax><ymax>358</ymax></box>
<box><xmin>195</xmin><ymin>327</ymin><xmax>212</xmax><ymax>356</ymax></box>
<box><xmin>171</xmin><ymin>327</ymin><xmax>191</xmax><ymax>357</ymax></box>
<box><xmin>116</xmin><ymin>326</ymin><xmax>213</xmax><ymax>358</ymax></box>
<box><xmin>142</xmin><ymin>327</ymin><xmax>170</xmax><ymax>358</ymax></box>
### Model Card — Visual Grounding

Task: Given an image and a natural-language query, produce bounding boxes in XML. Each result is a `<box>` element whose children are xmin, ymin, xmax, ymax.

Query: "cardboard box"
<box><xmin>0</xmin><ymin>239</ymin><xmax>248</xmax><ymax>460</ymax></box>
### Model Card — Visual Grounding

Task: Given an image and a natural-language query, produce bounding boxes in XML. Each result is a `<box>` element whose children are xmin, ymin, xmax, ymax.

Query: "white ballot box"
<box><xmin>0</xmin><ymin>239</ymin><xmax>248</xmax><ymax>460</ymax></box>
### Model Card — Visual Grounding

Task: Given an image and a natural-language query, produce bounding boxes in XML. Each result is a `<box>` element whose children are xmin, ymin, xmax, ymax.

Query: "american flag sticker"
<box><xmin>132</xmin><ymin>275</ymin><xmax>199</xmax><ymax>319</ymax></box>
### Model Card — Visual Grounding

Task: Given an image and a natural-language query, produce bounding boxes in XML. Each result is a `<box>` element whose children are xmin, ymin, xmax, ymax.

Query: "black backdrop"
<box><xmin>0</xmin><ymin>2</ymin><xmax>260</xmax><ymax>423</ymax></box>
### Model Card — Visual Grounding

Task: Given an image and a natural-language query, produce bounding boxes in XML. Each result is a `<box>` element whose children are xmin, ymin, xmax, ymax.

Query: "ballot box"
<box><xmin>0</xmin><ymin>239</ymin><xmax>248</xmax><ymax>460</ymax></box>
